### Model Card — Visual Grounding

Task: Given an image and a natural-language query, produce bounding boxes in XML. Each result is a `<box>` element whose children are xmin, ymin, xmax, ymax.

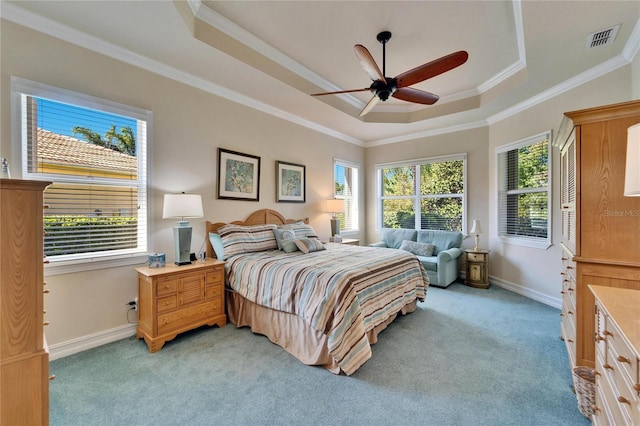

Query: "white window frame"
<box><xmin>11</xmin><ymin>76</ymin><xmax>151</xmax><ymax>275</ymax></box>
<box><xmin>376</xmin><ymin>153</ymin><xmax>467</xmax><ymax>233</ymax></box>
<box><xmin>496</xmin><ymin>131</ymin><xmax>552</xmax><ymax>250</ymax></box>
<box><xmin>333</xmin><ymin>158</ymin><xmax>359</xmax><ymax>235</ymax></box>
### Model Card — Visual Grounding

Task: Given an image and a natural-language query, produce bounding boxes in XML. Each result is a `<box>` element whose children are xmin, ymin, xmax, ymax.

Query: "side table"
<box><xmin>464</xmin><ymin>249</ymin><xmax>490</xmax><ymax>289</ymax></box>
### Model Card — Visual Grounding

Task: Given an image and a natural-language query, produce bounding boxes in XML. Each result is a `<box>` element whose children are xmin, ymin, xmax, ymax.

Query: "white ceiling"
<box><xmin>3</xmin><ymin>0</ymin><xmax>639</xmax><ymax>146</ymax></box>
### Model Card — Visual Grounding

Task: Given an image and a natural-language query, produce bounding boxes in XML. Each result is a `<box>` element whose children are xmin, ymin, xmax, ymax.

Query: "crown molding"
<box><xmin>1</xmin><ymin>2</ymin><xmax>363</xmax><ymax>146</ymax></box>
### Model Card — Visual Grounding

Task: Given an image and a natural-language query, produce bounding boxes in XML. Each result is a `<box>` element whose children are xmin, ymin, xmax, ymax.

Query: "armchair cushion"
<box><xmin>380</xmin><ymin>228</ymin><xmax>417</xmax><ymax>249</ymax></box>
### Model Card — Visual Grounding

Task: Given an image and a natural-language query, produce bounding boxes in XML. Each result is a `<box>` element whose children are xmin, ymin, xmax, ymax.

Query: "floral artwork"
<box><xmin>217</xmin><ymin>149</ymin><xmax>260</xmax><ymax>201</ymax></box>
<box><xmin>276</xmin><ymin>161</ymin><xmax>305</xmax><ymax>203</ymax></box>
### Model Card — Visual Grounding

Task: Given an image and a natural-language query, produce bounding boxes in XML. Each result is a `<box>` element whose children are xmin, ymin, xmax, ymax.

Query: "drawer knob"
<box><xmin>592</xmin><ymin>404</ymin><xmax>600</xmax><ymax>413</ymax></box>
<box><xmin>567</xmin><ymin>311</ymin><xmax>573</xmax><ymax>315</ymax></box>
<box><xmin>567</xmin><ymin>339</ymin><xmax>574</xmax><ymax>343</ymax></box>
<box><xmin>603</xmin><ymin>330</ymin><xmax>613</xmax><ymax>337</ymax></box>
<box><xmin>49</xmin><ymin>375</ymin><xmax>56</xmax><ymax>381</ymax></box>
<box><xmin>603</xmin><ymin>363</ymin><xmax>613</xmax><ymax>370</ymax></box>
<box><xmin>43</xmin><ymin>289</ymin><xmax>51</xmax><ymax>294</ymax></box>
<box><xmin>616</xmin><ymin>396</ymin><xmax>630</xmax><ymax>405</ymax></box>
<box><xmin>595</xmin><ymin>335</ymin><xmax>604</xmax><ymax>342</ymax></box>
<box><xmin>560</xmin><ymin>291</ymin><xmax>565</xmax><ymax>295</ymax></box>
<box><xmin>43</xmin><ymin>321</ymin><xmax>50</xmax><ymax>326</ymax></box>
<box><xmin>634</xmin><ymin>384</ymin><xmax>640</xmax><ymax>392</ymax></box>
<box><xmin>616</xmin><ymin>355</ymin><xmax>630</xmax><ymax>364</ymax></box>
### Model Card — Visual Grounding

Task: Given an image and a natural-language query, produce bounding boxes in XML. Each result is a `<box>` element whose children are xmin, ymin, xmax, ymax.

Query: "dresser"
<box><xmin>1</xmin><ymin>179</ymin><xmax>51</xmax><ymax>425</ymax></box>
<box><xmin>555</xmin><ymin>100</ymin><xmax>640</xmax><ymax>370</ymax></box>
<box><xmin>135</xmin><ymin>259</ymin><xmax>226</xmax><ymax>352</ymax></box>
<box><xmin>590</xmin><ymin>285</ymin><xmax>640</xmax><ymax>425</ymax></box>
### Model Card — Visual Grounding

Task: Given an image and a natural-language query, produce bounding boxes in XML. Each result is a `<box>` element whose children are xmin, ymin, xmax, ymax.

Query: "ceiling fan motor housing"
<box><xmin>371</xmin><ymin>78</ymin><xmax>397</xmax><ymax>101</ymax></box>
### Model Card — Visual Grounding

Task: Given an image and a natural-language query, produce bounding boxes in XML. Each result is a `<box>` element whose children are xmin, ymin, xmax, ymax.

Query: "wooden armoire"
<box><xmin>555</xmin><ymin>99</ymin><xmax>640</xmax><ymax>370</ymax></box>
<box><xmin>1</xmin><ymin>179</ymin><xmax>52</xmax><ymax>425</ymax></box>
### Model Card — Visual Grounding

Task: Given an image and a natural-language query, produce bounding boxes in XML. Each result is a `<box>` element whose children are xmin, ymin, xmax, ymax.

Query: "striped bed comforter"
<box><xmin>225</xmin><ymin>243</ymin><xmax>429</xmax><ymax>375</ymax></box>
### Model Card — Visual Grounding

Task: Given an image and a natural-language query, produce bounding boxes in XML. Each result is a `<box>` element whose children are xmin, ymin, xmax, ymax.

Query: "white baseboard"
<box><xmin>49</xmin><ymin>323</ymin><xmax>137</xmax><ymax>361</ymax></box>
<box><xmin>49</xmin><ymin>277</ymin><xmax>561</xmax><ymax>361</ymax></box>
<box><xmin>489</xmin><ymin>275</ymin><xmax>562</xmax><ymax>310</ymax></box>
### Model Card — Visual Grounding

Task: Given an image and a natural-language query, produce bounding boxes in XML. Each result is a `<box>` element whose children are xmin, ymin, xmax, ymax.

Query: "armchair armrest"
<box><xmin>437</xmin><ymin>247</ymin><xmax>463</xmax><ymax>262</ymax></box>
<box><xmin>368</xmin><ymin>242</ymin><xmax>388</xmax><ymax>248</ymax></box>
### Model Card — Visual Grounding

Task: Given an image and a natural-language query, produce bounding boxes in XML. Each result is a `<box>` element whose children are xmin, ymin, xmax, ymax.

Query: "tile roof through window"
<box><xmin>36</xmin><ymin>129</ymin><xmax>137</xmax><ymax>173</ymax></box>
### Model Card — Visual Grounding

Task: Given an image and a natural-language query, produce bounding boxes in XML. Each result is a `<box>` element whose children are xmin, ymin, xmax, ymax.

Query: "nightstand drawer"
<box><xmin>207</xmin><ymin>269</ymin><xmax>223</xmax><ymax>285</ymax></box>
<box><xmin>205</xmin><ymin>284</ymin><xmax>223</xmax><ymax>300</ymax></box>
<box><xmin>156</xmin><ymin>277</ymin><xmax>177</xmax><ymax>296</ymax></box>
<box><xmin>157</xmin><ymin>295</ymin><xmax>177</xmax><ymax>313</ymax></box>
<box><xmin>157</xmin><ymin>300</ymin><xmax>221</xmax><ymax>335</ymax></box>
<box><xmin>467</xmin><ymin>252</ymin><xmax>486</xmax><ymax>262</ymax></box>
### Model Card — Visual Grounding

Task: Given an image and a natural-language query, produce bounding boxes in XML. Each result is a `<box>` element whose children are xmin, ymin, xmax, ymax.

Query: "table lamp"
<box><xmin>624</xmin><ymin>123</ymin><xmax>640</xmax><ymax>197</ymax></box>
<box><xmin>163</xmin><ymin>193</ymin><xmax>204</xmax><ymax>265</ymax></box>
<box><xmin>325</xmin><ymin>199</ymin><xmax>345</xmax><ymax>236</ymax></box>
<box><xmin>470</xmin><ymin>219</ymin><xmax>482</xmax><ymax>251</ymax></box>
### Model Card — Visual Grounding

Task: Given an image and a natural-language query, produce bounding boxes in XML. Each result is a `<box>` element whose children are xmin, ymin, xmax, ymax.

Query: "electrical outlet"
<box><xmin>134</xmin><ymin>297</ymin><xmax>138</xmax><ymax>311</ymax></box>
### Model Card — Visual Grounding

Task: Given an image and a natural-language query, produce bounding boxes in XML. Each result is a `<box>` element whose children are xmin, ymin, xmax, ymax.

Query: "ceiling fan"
<box><xmin>311</xmin><ymin>31</ymin><xmax>469</xmax><ymax>117</ymax></box>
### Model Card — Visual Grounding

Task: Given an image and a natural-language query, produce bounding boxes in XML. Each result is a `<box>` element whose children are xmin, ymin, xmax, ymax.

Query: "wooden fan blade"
<box><xmin>395</xmin><ymin>51</ymin><xmax>468</xmax><ymax>89</ymax></box>
<box><xmin>359</xmin><ymin>95</ymin><xmax>380</xmax><ymax>117</ymax></box>
<box><xmin>311</xmin><ymin>88</ymin><xmax>370</xmax><ymax>96</ymax></box>
<box><xmin>354</xmin><ymin>44</ymin><xmax>385</xmax><ymax>82</ymax></box>
<box><xmin>392</xmin><ymin>87</ymin><xmax>439</xmax><ymax>105</ymax></box>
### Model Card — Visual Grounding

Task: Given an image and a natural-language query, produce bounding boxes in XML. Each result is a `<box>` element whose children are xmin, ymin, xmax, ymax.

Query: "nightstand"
<box><xmin>135</xmin><ymin>258</ymin><xmax>226</xmax><ymax>352</ymax></box>
<box><xmin>339</xmin><ymin>238</ymin><xmax>360</xmax><ymax>246</ymax></box>
<box><xmin>464</xmin><ymin>249</ymin><xmax>489</xmax><ymax>289</ymax></box>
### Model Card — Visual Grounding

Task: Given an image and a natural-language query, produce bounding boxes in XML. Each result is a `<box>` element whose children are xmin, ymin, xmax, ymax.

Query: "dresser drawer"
<box><xmin>156</xmin><ymin>277</ymin><xmax>177</xmax><ymax>296</ymax></box>
<box><xmin>157</xmin><ymin>300</ymin><xmax>222</xmax><ymax>335</ymax></box>
<box><xmin>605</xmin><ymin>321</ymin><xmax>639</xmax><ymax>389</ymax></box>
<box><xmin>157</xmin><ymin>295</ymin><xmax>177</xmax><ymax>313</ymax></box>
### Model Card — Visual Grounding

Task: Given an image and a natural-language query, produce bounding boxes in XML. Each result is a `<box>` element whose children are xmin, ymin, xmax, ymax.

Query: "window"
<box><xmin>12</xmin><ymin>77</ymin><xmax>149</xmax><ymax>272</ymax></box>
<box><xmin>333</xmin><ymin>159</ymin><xmax>359</xmax><ymax>233</ymax></box>
<box><xmin>496</xmin><ymin>131</ymin><xmax>551</xmax><ymax>248</ymax></box>
<box><xmin>377</xmin><ymin>155</ymin><xmax>466</xmax><ymax>232</ymax></box>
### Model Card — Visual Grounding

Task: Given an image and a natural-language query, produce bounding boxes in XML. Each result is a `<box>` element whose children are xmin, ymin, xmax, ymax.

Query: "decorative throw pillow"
<box><xmin>217</xmin><ymin>224</ymin><xmax>278</xmax><ymax>260</ymax></box>
<box><xmin>399</xmin><ymin>240</ymin><xmax>435</xmax><ymax>257</ymax></box>
<box><xmin>278</xmin><ymin>223</ymin><xmax>319</xmax><ymax>240</ymax></box>
<box><xmin>208</xmin><ymin>232</ymin><xmax>224</xmax><ymax>260</ymax></box>
<box><xmin>295</xmin><ymin>238</ymin><xmax>326</xmax><ymax>254</ymax></box>
<box><xmin>273</xmin><ymin>228</ymin><xmax>299</xmax><ymax>253</ymax></box>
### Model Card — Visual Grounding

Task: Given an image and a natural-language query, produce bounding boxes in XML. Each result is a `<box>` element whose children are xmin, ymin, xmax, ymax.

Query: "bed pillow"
<box><xmin>278</xmin><ymin>223</ymin><xmax>319</xmax><ymax>239</ymax></box>
<box><xmin>217</xmin><ymin>224</ymin><xmax>278</xmax><ymax>260</ymax></box>
<box><xmin>272</xmin><ymin>228</ymin><xmax>299</xmax><ymax>253</ymax></box>
<box><xmin>208</xmin><ymin>232</ymin><xmax>225</xmax><ymax>260</ymax></box>
<box><xmin>399</xmin><ymin>240</ymin><xmax>435</xmax><ymax>257</ymax></box>
<box><xmin>295</xmin><ymin>238</ymin><xmax>326</xmax><ymax>254</ymax></box>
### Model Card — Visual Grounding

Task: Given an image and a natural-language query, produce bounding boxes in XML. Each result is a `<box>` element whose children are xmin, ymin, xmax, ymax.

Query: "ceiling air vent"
<box><xmin>586</xmin><ymin>24</ymin><xmax>620</xmax><ymax>49</ymax></box>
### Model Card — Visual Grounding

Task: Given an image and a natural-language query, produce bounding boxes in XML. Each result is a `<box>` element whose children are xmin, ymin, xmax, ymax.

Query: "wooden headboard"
<box><xmin>205</xmin><ymin>209</ymin><xmax>309</xmax><ymax>259</ymax></box>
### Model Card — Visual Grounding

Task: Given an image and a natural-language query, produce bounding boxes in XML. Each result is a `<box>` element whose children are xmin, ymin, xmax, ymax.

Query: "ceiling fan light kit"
<box><xmin>311</xmin><ymin>31</ymin><xmax>469</xmax><ymax>117</ymax></box>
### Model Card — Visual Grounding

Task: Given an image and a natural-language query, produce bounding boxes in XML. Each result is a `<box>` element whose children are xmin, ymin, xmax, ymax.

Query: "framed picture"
<box><xmin>217</xmin><ymin>148</ymin><xmax>261</xmax><ymax>201</ymax></box>
<box><xmin>276</xmin><ymin>161</ymin><xmax>306</xmax><ymax>203</ymax></box>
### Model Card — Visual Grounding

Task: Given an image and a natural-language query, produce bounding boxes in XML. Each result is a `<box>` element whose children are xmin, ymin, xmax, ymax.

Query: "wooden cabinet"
<box><xmin>591</xmin><ymin>286</ymin><xmax>640</xmax><ymax>426</ymax></box>
<box><xmin>555</xmin><ymin>100</ymin><xmax>640</xmax><ymax>370</ymax></box>
<box><xmin>1</xmin><ymin>179</ymin><xmax>51</xmax><ymax>425</ymax></box>
<box><xmin>135</xmin><ymin>259</ymin><xmax>226</xmax><ymax>352</ymax></box>
<box><xmin>464</xmin><ymin>249</ymin><xmax>489</xmax><ymax>289</ymax></box>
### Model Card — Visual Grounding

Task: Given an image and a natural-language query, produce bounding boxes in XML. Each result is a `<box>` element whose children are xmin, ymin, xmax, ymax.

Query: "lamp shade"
<box><xmin>162</xmin><ymin>193</ymin><xmax>204</xmax><ymax>219</ymax></box>
<box><xmin>470</xmin><ymin>219</ymin><xmax>482</xmax><ymax>235</ymax></box>
<box><xmin>325</xmin><ymin>198</ymin><xmax>345</xmax><ymax>214</ymax></box>
<box><xmin>624</xmin><ymin>123</ymin><xmax>640</xmax><ymax>197</ymax></box>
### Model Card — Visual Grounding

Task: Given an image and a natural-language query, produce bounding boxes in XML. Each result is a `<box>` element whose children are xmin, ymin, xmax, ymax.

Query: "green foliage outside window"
<box><xmin>381</xmin><ymin>159</ymin><xmax>464</xmax><ymax>231</ymax></box>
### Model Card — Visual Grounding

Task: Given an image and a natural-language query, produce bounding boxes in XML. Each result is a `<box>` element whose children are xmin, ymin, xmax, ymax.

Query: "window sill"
<box><xmin>497</xmin><ymin>236</ymin><xmax>552</xmax><ymax>250</ymax></box>
<box><xmin>44</xmin><ymin>253</ymin><xmax>147</xmax><ymax>276</ymax></box>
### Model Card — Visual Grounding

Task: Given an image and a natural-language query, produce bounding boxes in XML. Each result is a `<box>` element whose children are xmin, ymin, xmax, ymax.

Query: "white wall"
<box><xmin>0</xmin><ymin>20</ymin><xmax>363</xmax><ymax>354</ymax></box>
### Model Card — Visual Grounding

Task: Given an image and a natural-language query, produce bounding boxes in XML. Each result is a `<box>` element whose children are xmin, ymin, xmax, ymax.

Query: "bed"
<box><xmin>206</xmin><ymin>209</ymin><xmax>429</xmax><ymax>375</ymax></box>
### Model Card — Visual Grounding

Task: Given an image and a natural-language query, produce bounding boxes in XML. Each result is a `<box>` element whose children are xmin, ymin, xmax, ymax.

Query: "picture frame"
<box><xmin>217</xmin><ymin>148</ymin><xmax>261</xmax><ymax>201</ymax></box>
<box><xmin>276</xmin><ymin>160</ymin><xmax>306</xmax><ymax>203</ymax></box>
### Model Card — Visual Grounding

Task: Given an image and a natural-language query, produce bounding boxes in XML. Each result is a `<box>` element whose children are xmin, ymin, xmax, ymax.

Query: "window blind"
<box><xmin>334</xmin><ymin>160</ymin><xmax>358</xmax><ymax>232</ymax></box>
<box><xmin>497</xmin><ymin>134</ymin><xmax>550</xmax><ymax>242</ymax></box>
